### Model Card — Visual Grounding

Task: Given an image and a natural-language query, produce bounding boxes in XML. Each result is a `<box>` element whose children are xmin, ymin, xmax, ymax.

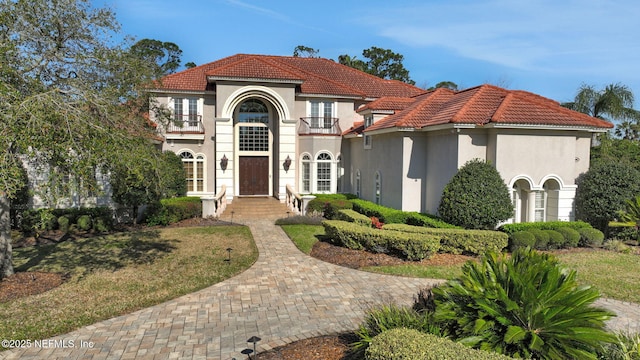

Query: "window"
<box><xmin>534</xmin><ymin>190</ymin><xmax>546</xmax><ymax>222</ymax></box>
<box><xmin>238</xmin><ymin>99</ymin><xmax>269</xmax><ymax>124</ymax></box>
<box><xmin>374</xmin><ymin>171</ymin><xmax>381</xmax><ymax>204</ymax></box>
<box><xmin>309</xmin><ymin>100</ymin><xmax>334</xmax><ymax>128</ymax></box>
<box><xmin>238</xmin><ymin>126</ymin><xmax>269</xmax><ymax>152</ymax></box>
<box><xmin>179</xmin><ymin>151</ymin><xmax>205</xmax><ymax>193</ymax></box>
<box><xmin>173</xmin><ymin>98</ymin><xmax>201</xmax><ymax>130</ymax></box>
<box><xmin>301</xmin><ymin>154</ymin><xmax>311</xmax><ymax>193</ymax></box>
<box><xmin>364</xmin><ymin>115</ymin><xmax>373</xmax><ymax>149</ymax></box>
<box><xmin>316</xmin><ymin>152</ymin><xmax>332</xmax><ymax>192</ymax></box>
<box><xmin>355</xmin><ymin>170</ymin><xmax>361</xmax><ymax>198</ymax></box>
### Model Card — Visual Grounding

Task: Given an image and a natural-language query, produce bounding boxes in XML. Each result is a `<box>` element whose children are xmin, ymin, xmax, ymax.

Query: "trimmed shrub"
<box><xmin>274</xmin><ymin>215</ymin><xmax>325</xmax><ymax>225</ymax></box>
<box><xmin>545</xmin><ymin>229</ymin><xmax>565</xmax><ymax>249</ymax></box>
<box><xmin>322</xmin><ymin>220</ymin><xmax>440</xmax><ymax>260</ymax></box>
<box><xmin>351</xmin><ymin>199</ymin><xmax>457</xmax><ymax>229</ymax></box>
<box><xmin>578</xmin><ymin>227</ymin><xmax>605</xmax><ymax>247</ymax></box>
<box><xmin>575</xmin><ymin>161</ymin><xmax>640</xmax><ymax>232</ymax></box>
<box><xmin>145</xmin><ymin>197</ymin><xmax>201</xmax><ymax>226</ymax></box>
<box><xmin>556</xmin><ymin>227</ymin><xmax>581</xmax><ymax>248</ymax></box>
<box><xmin>526</xmin><ymin>229</ymin><xmax>550</xmax><ymax>250</ymax></box>
<box><xmin>500</xmin><ymin>220</ymin><xmax>593</xmax><ymax>235</ymax></box>
<box><xmin>433</xmin><ymin>248</ymin><xmax>615</xmax><ymax>359</ymax></box>
<box><xmin>307</xmin><ymin>198</ymin><xmax>353</xmax><ymax>219</ymax></box>
<box><xmin>438</xmin><ymin>159</ymin><xmax>513</xmax><ymax>229</ymax></box>
<box><xmin>404</xmin><ymin>212</ymin><xmax>460</xmax><ymax>229</ymax></box>
<box><xmin>365</xmin><ymin>328</ymin><xmax>514</xmax><ymax>360</ymax></box>
<box><xmin>509</xmin><ymin>231</ymin><xmax>536</xmax><ymax>251</ymax></box>
<box><xmin>57</xmin><ymin>215</ymin><xmax>70</xmax><ymax>233</ymax></box>
<box><xmin>336</xmin><ymin>209</ymin><xmax>372</xmax><ymax>227</ymax></box>
<box><xmin>383</xmin><ymin>223</ymin><xmax>508</xmax><ymax>255</ymax></box>
<box><xmin>353</xmin><ymin>305</ymin><xmax>439</xmax><ymax>356</ymax></box>
<box><xmin>608</xmin><ymin>222</ymin><xmax>638</xmax><ymax>242</ymax></box>
<box><xmin>76</xmin><ymin>215</ymin><xmax>92</xmax><ymax>231</ymax></box>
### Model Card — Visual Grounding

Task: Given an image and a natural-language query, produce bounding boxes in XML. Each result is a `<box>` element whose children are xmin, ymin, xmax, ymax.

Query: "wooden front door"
<box><xmin>239</xmin><ymin>156</ymin><xmax>269</xmax><ymax>195</ymax></box>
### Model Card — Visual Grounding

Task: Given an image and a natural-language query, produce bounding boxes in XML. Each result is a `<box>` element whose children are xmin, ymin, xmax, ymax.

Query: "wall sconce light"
<box><xmin>283</xmin><ymin>155</ymin><xmax>292</xmax><ymax>173</ymax></box>
<box><xmin>220</xmin><ymin>154</ymin><xmax>228</xmax><ymax>172</ymax></box>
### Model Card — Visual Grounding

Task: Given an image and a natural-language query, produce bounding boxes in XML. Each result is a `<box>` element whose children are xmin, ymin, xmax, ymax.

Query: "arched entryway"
<box><xmin>235</xmin><ymin>98</ymin><xmax>275</xmax><ymax>196</ymax></box>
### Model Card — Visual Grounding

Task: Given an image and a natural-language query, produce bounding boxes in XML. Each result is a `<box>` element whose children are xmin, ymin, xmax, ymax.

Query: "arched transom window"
<box><xmin>179</xmin><ymin>151</ymin><xmax>205</xmax><ymax>192</ymax></box>
<box><xmin>316</xmin><ymin>152</ymin><xmax>332</xmax><ymax>192</ymax></box>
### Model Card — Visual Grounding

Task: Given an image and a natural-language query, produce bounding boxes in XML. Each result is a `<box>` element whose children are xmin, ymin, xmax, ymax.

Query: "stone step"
<box><xmin>219</xmin><ymin>197</ymin><xmax>293</xmax><ymax>221</ymax></box>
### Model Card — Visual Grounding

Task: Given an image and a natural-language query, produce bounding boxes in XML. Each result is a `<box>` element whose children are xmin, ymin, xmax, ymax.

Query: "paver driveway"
<box><xmin>2</xmin><ymin>217</ymin><xmax>639</xmax><ymax>359</ymax></box>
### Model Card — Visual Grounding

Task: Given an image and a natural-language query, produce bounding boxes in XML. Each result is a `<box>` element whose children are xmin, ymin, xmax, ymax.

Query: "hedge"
<box><xmin>578</xmin><ymin>228</ymin><xmax>605</xmax><ymax>247</ymax></box>
<box><xmin>556</xmin><ymin>227</ymin><xmax>581</xmax><ymax>248</ymax></box>
<box><xmin>382</xmin><ymin>223</ymin><xmax>508</xmax><ymax>255</ymax></box>
<box><xmin>545</xmin><ymin>229</ymin><xmax>565</xmax><ymax>249</ymax></box>
<box><xmin>307</xmin><ymin>198</ymin><xmax>354</xmax><ymax>219</ymax></box>
<box><xmin>322</xmin><ymin>220</ymin><xmax>440</xmax><ymax>261</ymax></box>
<box><xmin>145</xmin><ymin>197</ymin><xmax>201</xmax><ymax>226</ymax></box>
<box><xmin>365</xmin><ymin>328</ymin><xmax>514</xmax><ymax>360</ymax></box>
<box><xmin>351</xmin><ymin>199</ymin><xmax>457</xmax><ymax>229</ymax></box>
<box><xmin>607</xmin><ymin>222</ymin><xmax>638</xmax><ymax>241</ymax></box>
<box><xmin>509</xmin><ymin>231</ymin><xmax>536</xmax><ymax>251</ymax></box>
<box><xmin>336</xmin><ymin>209</ymin><xmax>372</xmax><ymax>227</ymax></box>
<box><xmin>18</xmin><ymin>206</ymin><xmax>114</xmax><ymax>234</ymax></box>
<box><xmin>499</xmin><ymin>221</ymin><xmax>592</xmax><ymax>234</ymax></box>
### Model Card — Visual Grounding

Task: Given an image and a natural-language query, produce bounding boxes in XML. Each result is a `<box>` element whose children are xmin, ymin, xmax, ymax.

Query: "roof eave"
<box><xmin>483</xmin><ymin>123</ymin><xmax>612</xmax><ymax>132</ymax></box>
<box><xmin>207</xmin><ymin>75</ymin><xmax>304</xmax><ymax>85</ymax></box>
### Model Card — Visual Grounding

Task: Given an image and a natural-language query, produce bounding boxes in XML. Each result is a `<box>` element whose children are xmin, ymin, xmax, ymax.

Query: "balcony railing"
<box><xmin>166</xmin><ymin>114</ymin><xmax>205</xmax><ymax>134</ymax></box>
<box><xmin>298</xmin><ymin>117</ymin><xmax>341</xmax><ymax>135</ymax></box>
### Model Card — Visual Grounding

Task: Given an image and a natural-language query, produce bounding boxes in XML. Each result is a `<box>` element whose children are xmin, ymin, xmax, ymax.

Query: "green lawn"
<box><xmin>1</xmin><ymin>225</ymin><xmax>257</xmax><ymax>344</ymax></box>
<box><xmin>281</xmin><ymin>224</ymin><xmax>640</xmax><ymax>304</ymax></box>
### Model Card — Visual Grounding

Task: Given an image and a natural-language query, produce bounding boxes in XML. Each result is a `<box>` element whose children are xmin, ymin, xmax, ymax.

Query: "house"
<box><xmin>149</xmin><ymin>54</ymin><xmax>612</xmax><ymax>223</ymax></box>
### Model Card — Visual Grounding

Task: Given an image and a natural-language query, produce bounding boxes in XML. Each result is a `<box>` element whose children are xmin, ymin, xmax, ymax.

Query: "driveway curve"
<box><xmin>3</xmin><ymin>218</ymin><xmax>639</xmax><ymax>359</ymax></box>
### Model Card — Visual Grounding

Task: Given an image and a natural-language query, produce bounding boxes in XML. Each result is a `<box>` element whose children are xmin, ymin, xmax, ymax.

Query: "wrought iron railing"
<box><xmin>166</xmin><ymin>114</ymin><xmax>204</xmax><ymax>133</ymax></box>
<box><xmin>298</xmin><ymin>117</ymin><xmax>341</xmax><ymax>135</ymax></box>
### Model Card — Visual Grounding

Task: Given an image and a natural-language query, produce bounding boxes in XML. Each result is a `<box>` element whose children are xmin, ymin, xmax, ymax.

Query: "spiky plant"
<box><xmin>433</xmin><ymin>247</ymin><xmax>615</xmax><ymax>359</ymax></box>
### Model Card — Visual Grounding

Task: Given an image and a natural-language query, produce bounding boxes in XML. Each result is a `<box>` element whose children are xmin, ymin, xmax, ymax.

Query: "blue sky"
<box><xmin>97</xmin><ymin>0</ymin><xmax>640</xmax><ymax>104</ymax></box>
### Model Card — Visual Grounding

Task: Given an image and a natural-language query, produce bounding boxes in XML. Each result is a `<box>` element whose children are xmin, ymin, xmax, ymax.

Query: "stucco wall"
<box><xmin>424</xmin><ymin>131</ymin><xmax>459</xmax><ymax>214</ymax></box>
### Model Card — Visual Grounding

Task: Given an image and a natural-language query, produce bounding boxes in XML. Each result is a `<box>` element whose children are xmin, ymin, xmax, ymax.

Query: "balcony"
<box><xmin>166</xmin><ymin>114</ymin><xmax>205</xmax><ymax>134</ymax></box>
<box><xmin>298</xmin><ymin>117</ymin><xmax>342</xmax><ymax>135</ymax></box>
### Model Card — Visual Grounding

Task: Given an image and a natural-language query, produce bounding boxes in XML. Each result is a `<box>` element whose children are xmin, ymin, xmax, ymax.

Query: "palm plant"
<box><xmin>432</xmin><ymin>247</ymin><xmax>615</xmax><ymax>359</ymax></box>
<box><xmin>618</xmin><ymin>195</ymin><xmax>640</xmax><ymax>227</ymax></box>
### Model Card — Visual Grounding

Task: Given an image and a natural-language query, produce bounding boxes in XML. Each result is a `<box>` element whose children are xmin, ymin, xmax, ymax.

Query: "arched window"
<box><xmin>238</xmin><ymin>98</ymin><xmax>269</xmax><ymax>124</ymax></box>
<box><xmin>355</xmin><ymin>170</ymin><xmax>361</xmax><ymax>198</ymax></box>
<box><xmin>316</xmin><ymin>152</ymin><xmax>332</xmax><ymax>192</ymax></box>
<box><xmin>179</xmin><ymin>151</ymin><xmax>205</xmax><ymax>192</ymax></box>
<box><xmin>374</xmin><ymin>171</ymin><xmax>381</xmax><ymax>204</ymax></box>
<box><xmin>301</xmin><ymin>154</ymin><xmax>311</xmax><ymax>193</ymax></box>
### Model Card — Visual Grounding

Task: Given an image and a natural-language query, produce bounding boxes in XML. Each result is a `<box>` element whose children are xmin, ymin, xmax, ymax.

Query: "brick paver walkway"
<box><xmin>2</xmin><ymin>217</ymin><xmax>640</xmax><ymax>359</ymax></box>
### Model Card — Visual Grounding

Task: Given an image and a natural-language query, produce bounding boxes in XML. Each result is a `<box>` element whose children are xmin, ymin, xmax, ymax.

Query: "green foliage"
<box><xmin>338</xmin><ymin>47</ymin><xmax>415</xmax><ymax>84</ymax></box>
<box><xmin>76</xmin><ymin>215</ymin><xmax>92</xmax><ymax>231</ymax></box>
<box><xmin>433</xmin><ymin>248</ymin><xmax>615</xmax><ymax>359</ymax></box>
<box><xmin>274</xmin><ymin>216</ymin><xmax>325</xmax><ymax>226</ymax></box>
<box><xmin>145</xmin><ymin>197</ymin><xmax>201</xmax><ymax>226</ymax></box>
<box><xmin>508</xmin><ymin>231</ymin><xmax>536</xmax><ymax>251</ymax></box>
<box><xmin>353</xmin><ymin>305</ymin><xmax>439</xmax><ymax>355</ymax></box>
<box><xmin>322</xmin><ymin>220</ymin><xmax>440</xmax><ymax>260</ymax></box>
<box><xmin>608</xmin><ymin>222</ymin><xmax>638</xmax><ymax>242</ymax></box>
<box><xmin>598</xmin><ymin>332</ymin><xmax>640</xmax><ymax>360</ymax></box>
<box><xmin>307</xmin><ymin>198</ymin><xmax>353</xmax><ymax>219</ymax></box>
<box><xmin>130</xmin><ymin>39</ymin><xmax>182</xmax><ymax>77</ymax></box>
<box><xmin>545</xmin><ymin>229</ymin><xmax>566</xmax><ymax>249</ymax></box>
<box><xmin>575</xmin><ymin>161</ymin><xmax>640</xmax><ymax>232</ymax></box>
<box><xmin>57</xmin><ymin>216</ymin><xmax>70</xmax><ymax>233</ymax></box>
<box><xmin>159</xmin><ymin>151</ymin><xmax>187</xmax><ymax>198</ymax></box>
<box><xmin>365</xmin><ymin>328</ymin><xmax>515</xmax><ymax>360</ymax></box>
<box><xmin>578</xmin><ymin>227</ymin><xmax>606</xmax><ymax>247</ymax></box>
<box><xmin>336</xmin><ymin>209</ymin><xmax>372</xmax><ymax>226</ymax></box>
<box><xmin>382</xmin><ymin>223</ymin><xmax>508</xmax><ymax>255</ymax></box>
<box><xmin>292</xmin><ymin>45</ymin><xmax>319</xmax><ymax>58</ymax></box>
<box><xmin>438</xmin><ymin>159</ymin><xmax>513</xmax><ymax>229</ymax></box>
<box><xmin>352</xmin><ymin>199</ymin><xmax>457</xmax><ymax>228</ymax></box>
<box><xmin>528</xmin><ymin>229</ymin><xmax>550</xmax><ymax>250</ymax></box>
<box><xmin>556</xmin><ymin>227</ymin><xmax>581</xmax><ymax>248</ymax></box>
<box><xmin>499</xmin><ymin>220</ymin><xmax>593</xmax><ymax>234</ymax></box>
<box><xmin>592</xmin><ymin>135</ymin><xmax>640</xmax><ymax>169</ymax></box>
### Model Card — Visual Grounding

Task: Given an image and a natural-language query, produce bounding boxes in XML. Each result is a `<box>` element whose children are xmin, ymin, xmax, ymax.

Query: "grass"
<box><xmin>1</xmin><ymin>225</ymin><xmax>257</xmax><ymax>344</ymax></box>
<box><xmin>282</xmin><ymin>224</ymin><xmax>640</xmax><ymax>304</ymax></box>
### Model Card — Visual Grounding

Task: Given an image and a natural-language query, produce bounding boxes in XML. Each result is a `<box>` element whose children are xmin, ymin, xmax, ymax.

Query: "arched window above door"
<box><xmin>237</xmin><ymin>98</ymin><xmax>269</xmax><ymax>124</ymax></box>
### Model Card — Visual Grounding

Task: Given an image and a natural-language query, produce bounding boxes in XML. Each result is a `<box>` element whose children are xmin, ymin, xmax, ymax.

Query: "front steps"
<box><xmin>219</xmin><ymin>197</ymin><xmax>294</xmax><ymax>222</ymax></box>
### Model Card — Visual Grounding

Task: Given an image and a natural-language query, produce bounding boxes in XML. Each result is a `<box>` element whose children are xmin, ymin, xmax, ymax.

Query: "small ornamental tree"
<box><xmin>575</xmin><ymin>161</ymin><xmax>640</xmax><ymax>232</ymax></box>
<box><xmin>438</xmin><ymin>159</ymin><xmax>513</xmax><ymax>229</ymax></box>
<box><xmin>159</xmin><ymin>151</ymin><xmax>187</xmax><ymax>198</ymax></box>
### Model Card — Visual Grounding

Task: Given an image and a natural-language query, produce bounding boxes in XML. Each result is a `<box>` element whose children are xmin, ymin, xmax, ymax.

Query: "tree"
<box><xmin>575</xmin><ymin>161</ymin><xmax>640</xmax><ymax>232</ymax></box>
<box><xmin>293</xmin><ymin>45</ymin><xmax>319</xmax><ymax>58</ymax></box>
<box><xmin>438</xmin><ymin>159</ymin><xmax>513</xmax><ymax>229</ymax></box>
<box><xmin>130</xmin><ymin>39</ymin><xmax>183</xmax><ymax>77</ymax></box>
<box><xmin>339</xmin><ymin>47</ymin><xmax>415</xmax><ymax>85</ymax></box>
<box><xmin>562</xmin><ymin>83</ymin><xmax>640</xmax><ymax>138</ymax></box>
<box><xmin>184</xmin><ymin>62</ymin><xmax>197</xmax><ymax>69</ymax></box>
<box><xmin>0</xmin><ymin>0</ymin><xmax>167</xmax><ymax>278</ymax></box>
<box><xmin>428</xmin><ymin>81</ymin><xmax>459</xmax><ymax>91</ymax></box>
<box><xmin>158</xmin><ymin>151</ymin><xmax>187</xmax><ymax>198</ymax></box>
<box><xmin>591</xmin><ymin>133</ymin><xmax>640</xmax><ymax>169</ymax></box>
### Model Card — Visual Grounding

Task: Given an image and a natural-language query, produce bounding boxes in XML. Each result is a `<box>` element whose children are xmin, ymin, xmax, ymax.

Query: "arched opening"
<box><xmin>512</xmin><ymin>178</ymin><xmax>532</xmax><ymax>223</ymax></box>
<box><xmin>234</xmin><ymin>98</ymin><xmax>274</xmax><ymax>196</ymax></box>
<box><xmin>315</xmin><ymin>152</ymin><xmax>333</xmax><ymax>193</ymax></box>
<box><xmin>179</xmin><ymin>150</ymin><xmax>205</xmax><ymax>193</ymax></box>
<box><xmin>541</xmin><ymin>178</ymin><xmax>561</xmax><ymax>221</ymax></box>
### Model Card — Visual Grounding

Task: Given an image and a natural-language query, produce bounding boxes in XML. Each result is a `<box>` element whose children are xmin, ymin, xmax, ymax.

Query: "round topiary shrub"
<box><xmin>57</xmin><ymin>215</ymin><xmax>70</xmax><ymax>233</ymax></box>
<box><xmin>509</xmin><ymin>231</ymin><xmax>536</xmax><ymax>251</ymax></box>
<box><xmin>556</xmin><ymin>227</ymin><xmax>581</xmax><ymax>248</ymax></box>
<box><xmin>438</xmin><ymin>159</ymin><xmax>513</xmax><ymax>229</ymax></box>
<box><xmin>545</xmin><ymin>229</ymin><xmax>565</xmax><ymax>249</ymax></box>
<box><xmin>578</xmin><ymin>228</ymin><xmax>605</xmax><ymax>247</ymax></box>
<box><xmin>528</xmin><ymin>229</ymin><xmax>550</xmax><ymax>250</ymax></box>
<box><xmin>76</xmin><ymin>215</ymin><xmax>92</xmax><ymax>231</ymax></box>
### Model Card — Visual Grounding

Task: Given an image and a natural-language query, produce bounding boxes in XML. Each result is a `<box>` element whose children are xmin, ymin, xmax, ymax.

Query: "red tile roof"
<box><xmin>365</xmin><ymin>84</ymin><xmax>613</xmax><ymax>131</ymax></box>
<box><xmin>157</xmin><ymin>54</ymin><xmax>424</xmax><ymax>99</ymax></box>
<box><xmin>342</xmin><ymin>121</ymin><xmax>365</xmax><ymax>136</ymax></box>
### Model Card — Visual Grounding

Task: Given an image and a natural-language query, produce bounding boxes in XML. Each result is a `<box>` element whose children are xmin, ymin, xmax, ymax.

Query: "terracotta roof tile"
<box><xmin>366</xmin><ymin>84</ymin><xmax>613</xmax><ymax>131</ymax></box>
<box><xmin>342</xmin><ymin>121</ymin><xmax>365</xmax><ymax>135</ymax></box>
<box><xmin>157</xmin><ymin>54</ymin><xmax>424</xmax><ymax>99</ymax></box>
